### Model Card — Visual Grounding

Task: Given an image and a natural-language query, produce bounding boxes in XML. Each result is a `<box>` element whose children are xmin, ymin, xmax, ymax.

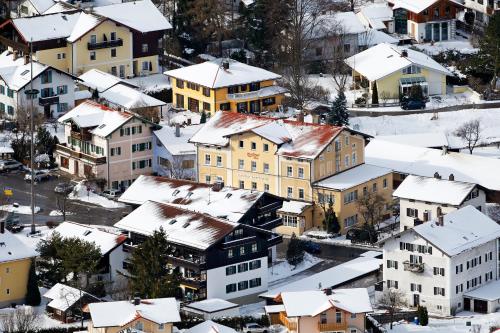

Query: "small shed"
<box><xmin>0</xmin><ymin>146</ymin><xmax>14</xmax><ymax>160</ymax></box>
<box><xmin>182</xmin><ymin>299</ymin><xmax>240</xmax><ymax>320</ymax></box>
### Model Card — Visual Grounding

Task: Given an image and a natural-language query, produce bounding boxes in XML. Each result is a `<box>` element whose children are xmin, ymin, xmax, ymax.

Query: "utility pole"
<box><xmin>24</xmin><ymin>40</ymin><xmax>38</xmax><ymax>234</ymax></box>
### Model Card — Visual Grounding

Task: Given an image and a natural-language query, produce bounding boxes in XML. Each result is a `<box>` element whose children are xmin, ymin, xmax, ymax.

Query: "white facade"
<box><xmin>206</xmin><ymin>256</ymin><xmax>268</xmax><ymax>300</ymax></box>
<box><xmin>464</xmin><ymin>0</ymin><xmax>500</xmax><ymax>26</ymax></box>
<box><xmin>383</xmin><ymin>224</ymin><xmax>499</xmax><ymax>316</ymax></box>
<box><xmin>408</xmin><ymin>19</ymin><xmax>456</xmax><ymax>43</ymax></box>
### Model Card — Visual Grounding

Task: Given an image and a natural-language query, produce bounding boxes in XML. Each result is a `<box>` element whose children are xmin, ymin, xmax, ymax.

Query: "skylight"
<box><xmin>172</xmin><ymin>190</ymin><xmax>180</xmax><ymax>196</ymax></box>
<box><xmin>21</xmin><ymin>70</ymin><xmax>29</xmax><ymax>76</ymax></box>
<box><xmin>169</xmin><ymin>219</ymin><xmax>177</xmax><ymax>225</ymax></box>
<box><xmin>182</xmin><ymin>222</ymin><xmax>190</xmax><ymax>228</ymax></box>
<box><xmin>83</xmin><ymin>230</ymin><xmax>92</xmax><ymax>236</ymax></box>
<box><xmin>98</xmin><ymin>124</ymin><xmax>106</xmax><ymax>129</ymax></box>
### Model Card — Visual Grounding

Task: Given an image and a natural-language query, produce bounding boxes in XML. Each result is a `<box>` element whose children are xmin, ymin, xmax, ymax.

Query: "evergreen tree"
<box><xmin>200</xmin><ymin>110</ymin><xmax>207</xmax><ymax>124</ymax></box>
<box><xmin>418</xmin><ymin>306</ymin><xmax>429</xmax><ymax>326</ymax></box>
<box><xmin>328</xmin><ymin>91</ymin><xmax>349</xmax><ymax>126</ymax></box>
<box><xmin>323</xmin><ymin>199</ymin><xmax>340</xmax><ymax>234</ymax></box>
<box><xmin>123</xmin><ymin>228</ymin><xmax>181</xmax><ymax>298</ymax></box>
<box><xmin>409</xmin><ymin>84</ymin><xmax>424</xmax><ymax>101</ymax></box>
<box><xmin>36</xmin><ymin>126</ymin><xmax>57</xmax><ymax>156</ymax></box>
<box><xmin>25</xmin><ymin>260</ymin><xmax>41</xmax><ymax>306</ymax></box>
<box><xmin>286</xmin><ymin>233</ymin><xmax>305</xmax><ymax>266</ymax></box>
<box><xmin>372</xmin><ymin>81</ymin><xmax>379</xmax><ymax>105</ymax></box>
<box><xmin>477</xmin><ymin>13</ymin><xmax>500</xmax><ymax>89</ymax></box>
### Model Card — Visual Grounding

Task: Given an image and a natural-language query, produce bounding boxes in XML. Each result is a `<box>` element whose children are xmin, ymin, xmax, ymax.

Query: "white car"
<box><xmin>102</xmin><ymin>189</ymin><xmax>122</xmax><ymax>199</ymax></box>
<box><xmin>243</xmin><ymin>323</ymin><xmax>268</xmax><ymax>333</ymax></box>
<box><xmin>0</xmin><ymin>160</ymin><xmax>22</xmax><ymax>171</ymax></box>
<box><xmin>24</xmin><ymin>170</ymin><xmax>51</xmax><ymax>182</ymax></box>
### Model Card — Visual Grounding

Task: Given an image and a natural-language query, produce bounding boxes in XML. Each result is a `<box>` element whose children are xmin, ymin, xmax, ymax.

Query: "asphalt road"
<box><xmin>0</xmin><ymin>170</ymin><xmax>131</xmax><ymax>227</ymax></box>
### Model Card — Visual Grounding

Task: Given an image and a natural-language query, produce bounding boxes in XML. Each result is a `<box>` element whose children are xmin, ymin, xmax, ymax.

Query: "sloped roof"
<box><xmin>393</xmin><ymin>175</ymin><xmax>477</xmax><ymax>206</ymax></box>
<box><xmin>164</xmin><ymin>58</ymin><xmax>281</xmax><ymax>88</ymax></box>
<box><xmin>0</xmin><ymin>230</ymin><xmax>37</xmax><ymax>263</ymax></box>
<box><xmin>388</xmin><ymin>0</ymin><xmax>462</xmax><ymax>14</ymax></box>
<box><xmin>88</xmin><ymin>298</ymin><xmax>180</xmax><ymax>327</ymax></box>
<box><xmin>78</xmin><ymin>69</ymin><xmax>136</xmax><ymax>92</ymax></box>
<box><xmin>118</xmin><ymin>175</ymin><xmax>267</xmax><ymax>223</ymax></box>
<box><xmin>183</xmin><ymin>299</ymin><xmax>239</xmax><ymax>313</ymax></box>
<box><xmin>58</xmin><ymin>100</ymin><xmax>133</xmax><ymax>137</ymax></box>
<box><xmin>100</xmin><ymin>83</ymin><xmax>166</xmax><ymax>108</ymax></box>
<box><xmin>345</xmin><ymin>43</ymin><xmax>452</xmax><ymax>81</ymax></box>
<box><xmin>44</xmin><ymin>283</ymin><xmax>99</xmax><ymax>312</ymax></box>
<box><xmin>93</xmin><ymin>0</ymin><xmax>172</xmax><ymax>33</ymax></box>
<box><xmin>314</xmin><ymin>164</ymin><xmax>392</xmax><ymax>191</ymax></box>
<box><xmin>28</xmin><ymin>0</ymin><xmax>56</xmax><ymax>13</ymax></box>
<box><xmin>51</xmin><ymin>221</ymin><xmax>125</xmax><ymax>255</ymax></box>
<box><xmin>0</xmin><ymin>59</ymin><xmax>48</xmax><ymax>91</ymax></box>
<box><xmin>358</xmin><ymin>3</ymin><xmax>393</xmax><ymax>30</ymax></box>
<box><xmin>189</xmin><ymin>111</ymin><xmax>345</xmax><ymax>159</ymax></box>
<box><xmin>186</xmin><ymin>320</ymin><xmax>237</xmax><ymax>333</ymax></box>
<box><xmin>153</xmin><ymin>125</ymin><xmax>201</xmax><ymax>156</ymax></box>
<box><xmin>114</xmin><ymin>201</ymin><xmax>237</xmax><ymax>250</ymax></box>
<box><xmin>412</xmin><ymin>206</ymin><xmax>500</xmax><ymax>256</ymax></box>
<box><xmin>312</xmin><ymin>11</ymin><xmax>367</xmax><ymax>39</ymax></box>
<box><xmin>365</xmin><ymin>139</ymin><xmax>500</xmax><ymax>191</ymax></box>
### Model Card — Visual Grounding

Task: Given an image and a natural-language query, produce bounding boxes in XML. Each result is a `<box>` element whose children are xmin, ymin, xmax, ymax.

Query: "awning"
<box><xmin>399</xmin><ymin>77</ymin><xmax>428</xmax><ymax>87</ymax></box>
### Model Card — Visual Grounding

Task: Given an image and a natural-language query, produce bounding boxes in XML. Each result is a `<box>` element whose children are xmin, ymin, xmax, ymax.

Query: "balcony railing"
<box><xmin>70</xmin><ymin>130</ymin><xmax>92</xmax><ymax>141</ymax></box>
<box><xmin>318</xmin><ymin>322</ymin><xmax>347</xmax><ymax>332</ymax></box>
<box><xmin>226</xmin><ymin>86</ymin><xmax>287</xmax><ymax>101</ymax></box>
<box><xmin>267</xmin><ymin>234</ymin><xmax>283</xmax><ymax>247</ymax></box>
<box><xmin>0</xmin><ymin>35</ymin><xmax>29</xmax><ymax>53</ymax></box>
<box><xmin>87</xmin><ymin>38</ymin><xmax>123</xmax><ymax>50</ymax></box>
<box><xmin>257</xmin><ymin>201</ymin><xmax>283</xmax><ymax>215</ymax></box>
<box><xmin>39</xmin><ymin>95</ymin><xmax>59</xmax><ymax>106</ymax></box>
<box><xmin>257</xmin><ymin>217</ymin><xmax>283</xmax><ymax>230</ymax></box>
<box><xmin>180</xmin><ymin>276</ymin><xmax>207</xmax><ymax>289</ymax></box>
<box><xmin>168</xmin><ymin>254</ymin><xmax>206</xmax><ymax>270</ymax></box>
<box><xmin>279</xmin><ymin>312</ymin><xmax>297</xmax><ymax>331</ymax></box>
<box><xmin>403</xmin><ymin>261</ymin><xmax>425</xmax><ymax>273</ymax></box>
<box><xmin>56</xmin><ymin>143</ymin><xmax>106</xmax><ymax>165</ymax></box>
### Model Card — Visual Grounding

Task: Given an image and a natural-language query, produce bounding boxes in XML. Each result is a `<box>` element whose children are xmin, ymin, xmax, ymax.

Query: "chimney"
<box><xmin>296</xmin><ymin>111</ymin><xmax>304</xmax><ymax>123</ymax></box>
<box><xmin>0</xmin><ymin>220</ymin><xmax>4</xmax><ymax>234</ymax></box>
<box><xmin>436</xmin><ymin>206</ymin><xmax>442</xmax><ymax>217</ymax></box>
<box><xmin>175</xmin><ymin>123</ymin><xmax>180</xmax><ymax>137</ymax></box>
<box><xmin>437</xmin><ymin>214</ymin><xmax>444</xmax><ymax>226</ymax></box>
<box><xmin>222</xmin><ymin>60</ymin><xmax>229</xmax><ymax>70</ymax></box>
<box><xmin>324</xmin><ymin>288</ymin><xmax>332</xmax><ymax>296</ymax></box>
<box><xmin>12</xmin><ymin>50</ymin><xmax>18</xmax><ymax>61</ymax></box>
<box><xmin>133</xmin><ymin>297</ymin><xmax>141</xmax><ymax>305</ymax></box>
<box><xmin>401</xmin><ymin>50</ymin><xmax>408</xmax><ymax>57</ymax></box>
<box><xmin>24</xmin><ymin>55</ymin><xmax>29</xmax><ymax>65</ymax></box>
<box><xmin>433</xmin><ymin>172</ymin><xmax>441</xmax><ymax>179</ymax></box>
<box><xmin>442</xmin><ymin>145</ymin><xmax>448</xmax><ymax>155</ymax></box>
<box><xmin>448</xmin><ymin>173</ymin><xmax>454</xmax><ymax>181</ymax></box>
<box><xmin>212</xmin><ymin>181</ymin><xmax>224</xmax><ymax>192</ymax></box>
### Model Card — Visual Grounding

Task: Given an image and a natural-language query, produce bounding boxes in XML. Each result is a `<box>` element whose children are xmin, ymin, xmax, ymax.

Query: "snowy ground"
<box><xmin>351</xmin><ymin>108</ymin><xmax>500</xmax><ymax>144</ymax></box>
<box><xmin>69</xmin><ymin>182</ymin><xmax>126</xmax><ymax>209</ymax></box>
<box><xmin>49</xmin><ymin>210</ymin><xmax>75</xmax><ymax>216</ymax></box>
<box><xmin>414</xmin><ymin>38</ymin><xmax>478</xmax><ymax>56</ymax></box>
<box><xmin>268</xmin><ymin>253</ymin><xmax>323</xmax><ymax>283</ymax></box>
<box><xmin>384</xmin><ymin>311</ymin><xmax>500</xmax><ymax>333</ymax></box>
<box><xmin>0</xmin><ymin>204</ymin><xmax>40</xmax><ymax>214</ymax></box>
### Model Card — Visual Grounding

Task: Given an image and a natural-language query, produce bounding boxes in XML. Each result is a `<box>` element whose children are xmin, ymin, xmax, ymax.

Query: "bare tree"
<box><xmin>378</xmin><ymin>288</ymin><xmax>407</xmax><ymax>330</ymax></box>
<box><xmin>130</xmin><ymin>100</ymin><xmax>160</xmax><ymax>123</ymax></box>
<box><xmin>455</xmin><ymin>119</ymin><xmax>481</xmax><ymax>154</ymax></box>
<box><xmin>165</xmin><ymin>155</ymin><xmax>192</xmax><ymax>180</ymax></box>
<box><xmin>55</xmin><ymin>190</ymin><xmax>73</xmax><ymax>221</ymax></box>
<box><xmin>356</xmin><ymin>190</ymin><xmax>388</xmax><ymax>230</ymax></box>
<box><xmin>328</xmin><ymin>26</ymin><xmax>350</xmax><ymax>93</ymax></box>
<box><xmin>0</xmin><ymin>306</ymin><xmax>40</xmax><ymax>333</ymax></box>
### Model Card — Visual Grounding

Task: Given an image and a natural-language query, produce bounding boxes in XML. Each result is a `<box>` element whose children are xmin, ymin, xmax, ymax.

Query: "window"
<box><xmin>249</xmin><ymin>278</ymin><xmax>262</xmax><ymax>288</ymax></box>
<box><xmin>90</xmin><ymin>34</ymin><xmax>96</xmax><ymax>44</ymax></box>
<box><xmin>204</xmin><ymin>154</ymin><xmax>211</xmax><ymax>165</ymax></box>
<box><xmin>344</xmin><ymin>155</ymin><xmax>349</xmax><ymax>168</ymax></box>
<box><xmin>57</xmin><ymin>53</ymin><xmax>66</xmax><ymax>59</ymax></box>
<box><xmin>57</xmin><ymin>103</ymin><xmax>69</xmax><ymax>113</ymax></box>
<box><xmin>406</xmin><ymin>208</ymin><xmax>418</xmax><ymax>218</ymax></box>
<box><xmin>175</xmin><ymin>94</ymin><xmax>184</xmax><ymax>108</ymax></box>
<box><xmin>238</xmin><ymin>281</ymin><xmax>249</xmax><ymax>291</ymax></box>
<box><xmin>142</xmin><ymin>43</ymin><xmax>148</xmax><ymax>53</ymax></box>
<box><xmin>287</xmin><ymin>166</ymin><xmax>293</xmax><ymax>177</ymax></box>
<box><xmin>90</xmin><ymin>51</ymin><xmax>96</xmax><ymax>61</ymax></box>
<box><xmin>251</xmin><ymin>182</ymin><xmax>257</xmax><ymax>190</ymax></box>
<box><xmin>226</xmin><ymin>283</ymin><xmax>237</xmax><ymax>293</ymax></box>
<box><xmin>41</xmin><ymin>70</ymin><xmax>52</xmax><ymax>84</ymax></box>
<box><xmin>239</xmin><ymin>181</ymin><xmax>244</xmax><ymax>189</ymax></box>
<box><xmin>343</xmin><ymin>43</ymin><xmax>351</xmax><ymax>53</ymax></box>
<box><xmin>7</xmin><ymin>106</ymin><xmax>14</xmax><ymax>115</ymax></box>
<box><xmin>298</xmin><ymin>167</ymin><xmax>304</xmax><ymax>179</ymax></box>
<box><xmin>0</xmin><ymin>86</ymin><xmax>4</xmax><ymax>94</ymax></box>
<box><xmin>383</xmin><ymin>178</ymin><xmax>388</xmax><ymax>188</ymax></box>
<box><xmin>251</xmin><ymin>244</ymin><xmax>258</xmax><ymax>253</ymax></box>
<box><xmin>176</xmin><ymin>79</ymin><xmax>184</xmax><ymax>89</ymax></box>
<box><xmin>262</xmin><ymin>97</ymin><xmax>276</xmax><ymax>106</ymax></box>
<box><xmin>263</xmin><ymin>143</ymin><xmax>269</xmax><ymax>152</ymax></box>
<box><xmin>227</xmin><ymin>249</ymin><xmax>234</xmax><ymax>258</ymax></box>
<box><xmin>298</xmin><ymin>188</ymin><xmax>304</xmax><ymax>200</ymax></box>
<box><xmin>287</xmin><ymin>187</ymin><xmax>293</xmax><ymax>198</ymax></box>
<box><xmin>203</xmin><ymin>102</ymin><xmax>211</xmax><ymax>112</ymax></box>
<box><xmin>251</xmin><ymin>161</ymin><xmax>257</xmax><ymax>171</ymax></box>
<box><xmin>283</xmin><ymin>215</ymin><xmax>298</xmax><ymax>228</ymax></box>
<box><xmin>226</xmin><ymin>265</ymin><xmax>236</xmax><ymax>275</ymax></box>
<box><xmin>433</xmin><ymin>287</ymin><xmax>445</xmax><ymax>296</ymax></box>
<box><xmin>158</xmin><ymin>323</ymin><xmax>164</xmax><ymax>330</ymax></box>
<box><xmin>203</xmin><ymin>87</ymin><xmax>210</xmax><ymax>97</ymax></box>
<box><xmin>344</xmin><ymin>215</ymin><xmax>358</xmax><ymax>228</ymax></box>
<box><xmin>216</xmin><ymin>155</ymin><xmax>222</xmax><ymax>167</ymax></box>
<box><xmin>352</xmin><ymin>152</ymin><xmax>357</xmax><ymax>165</ymax></box>
<box><xmin>251</xmin><ymin>142</ymin><xmax>256</xmax><ymax>150</ymax></box>
<box><xmin>433</xmin><ymin>267</ymin><xmax>445</xmax><ymax>276</ymax></box>
<box><xmin>335</xmin><ymin>311</ymin><xmax>342</xmax><ymax>323</ymax></box>
<box><xmin>387</xmin><ymin>280</ymin><xmax>398</xmax><ymax>289</ymax></box>
<box><xmin>402</xmin><ymin>65</ymin><xmax>421</xmax><ymax>74</ymax></box>
<box><xmin>264</xmin><ymin>184</ymin><xmax>269</xmax><ymax>192</ymax></box>
<box><xmin>111</xmin><ymin>48</ymin><xmax>116</xmax><ymax>57</ymax></box>
<box><xmin>57</xmin><ymin>85</ymin><xmax>68</xmax><ymax>95</ymax></box>
<box><xmin>263</xmin><ymin>163</ymin><xmax>270</xmax><ymax>174</ymax></box>
<box><xmin>238</xmin><ymin>159</ymin><xmax>244</xmax><ymax>170</ymax></box>
<box><xmin>387</xmin><ymin>260</ymin><xmax>398</xmax><ymax>269</ymax></box>
<box><xmin>220</xmin><ymin>102</ymin><xmax>230</xmax><ymax>111</ymax></box>
<box><xmin>238</xmin><ymin>262</ymin><xmax>248</xmax><ymax>272</ymax></box>
<box><xmin>110</xmin><ymin>32</ymin><xmax>116</xmax><ymax>40</ymax></box>
<box><xmin>239</xmin><ymin>140</ymin><xmax>244</xmax><ymax>148</ymax></box>
<box><xmin>344</xmin><ymin>190</ymin><xmax>358</xmax><ymax>204</ymax></box>
<box><xmin>372</xmin><ymin>183</ymin><xmax>378</xmax><ymax>192</ymax></box>
<box><xmin>142</xmin><ymin>61</ymin><xmax>151</xmax><ymax>71</ymax></box>
<box><xmin>205</xmin><ymin>175</ymin><xmax>211</xmax><ymax>184</ymax></box>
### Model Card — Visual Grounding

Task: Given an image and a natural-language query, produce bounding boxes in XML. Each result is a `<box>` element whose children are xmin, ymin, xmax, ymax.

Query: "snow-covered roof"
<box><xmin>42</xmin><ymin>1</ymin><xmax>76</xmax><ymax>14</ymax></box>
<box><xmin>393</xmin><ymin>175</ymin><xmax>477</xmax><ymax>206</ymax></box>
<box><xmin>332</xmin><ymin>11</ymin><xmax>367</xmax><ymax>35</ymax></box>
<box><xmin>345</xmin><ymin>43</ymin><xmax>452</xmax><ymax>81</ymax></box>
<box><xmin>277</xmin><ymin>200</ymin><xmax>312</xmax><ymax>215</ymax></box>
<box><xmin>264</xmin><ymin>304</ymin><xmax>285</xmax><ymax>314</ymax></box>
<box><xmin>114</xmin><ymin>200</ymin><xmax>237</xmax><ymax>250</ymax></box>
<box><xmin>185</xmin><ymin>320</ymin><xmax>237</xmax><ymax>333</ymax></box>
<box><xmin>153</xmin><ymin>125</ymin><xmax>201</xmax><ymax>156</ymax></box>
<box><xmin>464</xmin><ymin>279</ymin><xmax>500</xmax><ymax>301</ymax></box>
<box><xmin>313</xmin><ymin>11</ymin><xmax>367</xmax><ymax>38</ymax></box>
<box><xmin>189</xmin><ymin>111</ymin><xmax>345</xmax><ymax>159</ymax></box>
<box><xmin>183</xmin><ymin>299</ymin><xmax>239</xmax><ymax>313</ymax></box>
<box><xmin>99</xmin><ymin>83</ymin><xmax>166</xmax><ymax>109</ymax></box>
<box><xmin>0</xmin><ymin>146</ymin><xmax>14</xmax><ymax>154</ymax></box>
<box><xmin>358</xmin><ymin>3</ymin><xmax>393</xmax><ymax>30</ymax></box>
<box><xmin>281</xmin><ymin>289</ymin><xmax>372</xmax><ymax>317</ymax></box>
<box><xmin>376</xmin><ymin>132</ymin><xmax>450</xmax><ymax>148</ymax></box>
<box><xmin>164</xmin><ymin>59</ymin><xmax>281</xmax><ymax>89</ymax></box>
<box><xmin>361</xmin><ymin>29</ymin><xmax>399</xmax><ymax>46</ymax></box>
<box><xmin>412</xmin><ymin>206</ymin><xmax>500</xmax><ymax>257</ymax></box>
<box><xmin>365</xmin><ymin>139</ymin><xmax>500</xmax><ymax>191</ymax></box>
<box><xmin>261</xmin><ymin>257</ymin><xmax>381</xmax><ymax>299</ymax></box>
<box><xmin>78</xmin><ymin>69</ymin><xmax>137</xmax><ymax>92</ymax></box>
<box><xmin>118</xmin><ymin>175</ymin><xmax>268</xmax><ymax>223</ymax></box>
<box><xmin>88</xmin><ymin>298</ymin><xmax>180</xmax><ymax>327</ymax></box>
<box><xmin>58</xmin><ymin>100</ymin><xmax>134</xmax><ymax>137</ymax></box>
<box><xmin>0</xmin><ymin>230</ymin><xmax>37</xmax><ymax>263</ymax></box>
<box><xmin>0</xmin><ymin>55</ymin><xmax>49</xmax><ymax>91</ymax></box>
<box><xmin>389</xmin><ymin>0</ymin><xmax>439</xmax><ymax>13</ymax></box>
<box><xmin>314</xmin><ymin>164</ymin><xmax>392</xmax><ymax>191</ymax></box>
<box><xmin>44</xmin><ymin>283</ymin><xmax>99</xmax><ymax>312</ymax></box>
<box><xmin>51</xmin><ymin>221</ymin><xmax>125</xmax><ymax>255</ymax></box>
<box><xmin>93</xmin><ymin>0</ymin><xmax>172</xmax><ymax>33</ymax></box>
<box><xmin>125</xmin><ymin>73</ymin><xmax>171</xmax><ymax>93</ymax></box>
<box><xmin>28</xmin><ymin>0</ymin><xmax>56</xmax><ymax>14</ymax></box>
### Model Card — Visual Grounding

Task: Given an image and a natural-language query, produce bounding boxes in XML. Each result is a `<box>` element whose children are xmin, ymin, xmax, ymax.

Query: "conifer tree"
<box><xmin>328</xmin><ymin>91</ymin><xmax>349</xmax><ymax>126</ymax></box>
<box><xmin>200</xmin><ymin>110</ymin><xmax>207</xmax><ymax>124</ymax></box>
<box><xmin>323</xmin><ymin>199</ymin><xmax>340</xmax><ymax>234</ymax></box>
<box><xmin>286</xmin><ymin>233</ymin><xmax>305</xmax><ymax>266</ymax></box>
<box><xmin>25</xmin><ymin>260</ymin><xmax>41</xmax><ymax>306</ymax></box>
<box><xmin>372</xmin><ymin>81</ymin><xmax>379</xmax><ymax>105</ymax></box>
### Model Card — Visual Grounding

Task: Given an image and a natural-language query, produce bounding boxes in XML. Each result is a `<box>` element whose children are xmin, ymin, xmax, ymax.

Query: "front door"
<box><xmin>74</xmin><ymin>160</ymin><xmax>79</xmax><ymax>176</ymax></box>
<box><xmin>250</xmin><ymin>100</ymin><xmax>261</xmax><ymax>114</ymax></box>
<box><xmin>413</xmin><ymin>294</ymin><xmax>420</xmax><ymax>307</ymax></box>
<box><xmin>44</xmin><ymin>105</ymin><xmax>51</xmax><ymax>119</ymax></box>
<box><xmin>464</xmin><ymin>297</ymin><xmax>471</xmax><ymax>311</ymax></box>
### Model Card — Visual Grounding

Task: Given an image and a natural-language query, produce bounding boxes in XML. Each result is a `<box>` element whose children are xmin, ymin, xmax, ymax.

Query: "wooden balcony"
<box><xmin>56</xmin><ymin>143</ymin><xmax>106</xmax><ymax>165</ymax></box>
<box><xmin>318</xmin><ymin>322</ymin><xmax>347</xmax><ymax>332</ymax></box>
<box><xmin>39</xmin><ymin>95</ymin><xmax>59</xmax><ymax>106</ymax></box>
<box><xmin>403</xmin><ymin>261</ymin><xmax>424</xmax><ymax>273</ymax></box>
<box><xmin>279</xmin><ymin>312</ymin><xmax>297</xmax><ymax>331</ymax></box>
<box><xmin>87</xmin><ymin>38</ymin><xmax>123</xmax><ymax>50</ymax></box>
<box><xmin>0</xmin><ymin>35</ymin><xmax>28</xmax><ymax>53</ymax></box>
<box><xmin>70</xmin><ymin>130</ymin><xmax>92</xmax><ymax>141</ymax></box>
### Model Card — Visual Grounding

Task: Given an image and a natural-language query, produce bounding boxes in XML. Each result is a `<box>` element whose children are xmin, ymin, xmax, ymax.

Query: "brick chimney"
<box><xmin>448</xmin><ymin>173</ymin><xmax>454</xmax><ymax>181</ymax></box>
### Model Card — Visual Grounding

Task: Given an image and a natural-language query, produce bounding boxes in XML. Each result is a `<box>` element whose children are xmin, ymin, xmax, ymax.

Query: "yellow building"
<box><xmin>87</xmin><ymin>297</ymin><xmax>180</xmax><ymax>333</ymax></box>
<box><xmin>0</xmin><ymin>223</ymin><xmax>37</xmax><ymax>307</ymax></box>
<box><xmin>345</xmin><ymin>43</ymin><xmax>451</xmax><ymax>98</ymax></box>
<box><xmin>0</xmin><ymin>0</ymin><xmax>170</xmax><ymax>77</ymax></box>
<box><xmin>164</xmin><ymin>59</ymin><xmax>287</xmax><ymax>115</ymax></box>
<box><xmin>189</xmin><ymin>111</ymin><xmax>393</xmax><ymax>235</ymax></box>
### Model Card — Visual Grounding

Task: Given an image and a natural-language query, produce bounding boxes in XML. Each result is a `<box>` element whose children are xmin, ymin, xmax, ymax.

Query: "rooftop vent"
<box><xmin>222</xmin><ymin>60</ymin><xmax>229</xmax><ymax>70</ymax></box>
<box><xmin>401</xmin><ymin>50</ymin><xmax>408</xmax><ymax>57</ymax></box>
<box><xmin>434</xmin><ymin>172</ymin><xmax>441</xmax><ymax>179</ymax></box>
<box><xmin>448</xmin><ymin>173</ymin><xmax>455</xmax><ymax>181</ymax></box>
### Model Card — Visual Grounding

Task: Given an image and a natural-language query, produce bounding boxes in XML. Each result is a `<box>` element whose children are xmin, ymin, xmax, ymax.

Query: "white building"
<box><xmin>182</xmin><ymin>299</ymin><xmax>239</xmax><ymax>320</ymax></box>
<box><xmin>153</xmin><ymin>124</ymin><xmax>201</xmax><ymax>180</ymax></box>
<box><xmin>393</xmin><ymin>174</ymin><xmax>486</xmax><ymax>231</ymax></box>
<box><xmin>357</xmin><ymin>3</ymin><xmax>395</xmax><ymax>33</ymax></box>
<box><xmin>464</xmin><ymin>0</ymin><xmax>500</xmax><ymax>26</ymax></box>
<box><xmin>0</xmin><ymin>51</ymin><xmax>76</xmax><ymax>119</ymax></box>
<box><xmin>381</xmin><ymin>206</ymin><xmax>500</xmax><ymax>316</ymax></box>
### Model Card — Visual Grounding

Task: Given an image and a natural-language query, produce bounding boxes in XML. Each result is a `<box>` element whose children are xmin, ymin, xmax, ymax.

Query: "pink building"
<box><xmin>55</xmin><ymin>100</ymin><xmax>157</xmax><ymax>190</ymax></box>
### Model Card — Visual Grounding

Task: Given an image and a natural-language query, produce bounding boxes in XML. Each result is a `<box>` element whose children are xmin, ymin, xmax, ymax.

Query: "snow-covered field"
<box><xmin>69</xmin><ymin>182</ymin><xmax>126</xmax><ymax>208</ymax></box>
<box><xmin>351</xmin><ymin>108</ymin><xmax>500</xmax><ymax>144</ymax></box>
<box><xmin>268</xmin><ymin>253</ymin><xmax>323</xmax><ymax>283</ymax></box>
<box><xmin>414</xmin><ymin>39</ymin><xmax>478</xmax><ymax>56</ymax></box>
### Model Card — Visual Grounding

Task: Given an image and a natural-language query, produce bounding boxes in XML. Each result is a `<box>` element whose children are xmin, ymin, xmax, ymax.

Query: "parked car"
<box><xmin>54</xmin><ymin>182</ymin><xmax>74</xmax><ymax>195</ymax></box>
<box><xmin>102</xmin><ymin>189</ymin><xmax>122</xmax><ymax>199</ymax></box>
<box><xmin>243</xmin><ymin>323</ymin><xmax>268</xmax><ymax>333</ymax></box>
<box><xmin>0</xmin><ymin>160</ymin><xmax>23</xmax><ymax>171</ymax></box>
<box><xmin>303</xmin><ymin>240</ymin><xmax>321</xmax><ymax>254</ymax></box>
<box><xmin>401</xmin><ymin>99</ymin><xmax>426</xmax><ymax>110</ymax></box>
<box><xmin>24</xmin><ymin>170</ymin><xmax>51</xmax><ymax>182</ymax></box>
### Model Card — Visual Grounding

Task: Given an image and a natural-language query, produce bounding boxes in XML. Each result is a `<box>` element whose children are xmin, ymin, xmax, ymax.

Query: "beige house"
<box><xmin>266</xmin><ymin>289</ymin><xmax>372</xmax><ymax>333</ymax></box>
<box><xmin>55</xmin><ymin>100</ymin><xmax>158</xmax><ymax>190</ymax></box>
<box><xmin>87</xmin><ymin>297</ymin><xmax>180</xmax><ymax>333</ymax></box>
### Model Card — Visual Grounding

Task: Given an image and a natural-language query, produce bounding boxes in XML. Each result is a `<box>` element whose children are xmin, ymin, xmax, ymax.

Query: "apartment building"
<box><xmin>266</xmin><ymin>289</ymin><xmax>372</xmax><ymax>333</ymax></box>
<box><xmin>189</xmin><ymin>111</ymin><xmax>393</xmax><ymax>235</ymax></box>
<box><xmin>394</xmin><ymin>174</ymin><xmax>486</xmax><ymax>231</ymax></box>
<box><xmin>381</xmin><ymin>206</ymin><xmax>500</xmax><ymax>316</ymax></box>
<box><xmin>0</xmin><ymin>0</ymin><xmax>170</xmax><ymax>77</ymax></box>
<box><xmin>0</xmin><ymin>50</ymin><xmax>76</xmax><ymax>118</ymax></box>
<box><xmin>55</xmin><ymin>100</ymin><xmax>158</xmax><ymax>190</ymax></box>
<box><xmin>164</xmin><ymin>58</ymin><xmax>286</xmax><ymax>115</ymax></box>
<box><xmin>464</xmin><ymin>0</ymin><xmax>500</xmax><ymax>26</ymax></box>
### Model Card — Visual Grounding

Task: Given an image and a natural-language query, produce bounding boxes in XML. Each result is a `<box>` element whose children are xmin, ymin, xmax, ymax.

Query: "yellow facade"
<box><xmin>171</xmin><ymin>78</ymin><xmax>285</xmax><ymax>115</ymax></box>
<box><xmin>88</xmin><ymin>317</ymin><xmax>173</xmax><ymax>333</ymax></box>
<box><xmin>0</xmin><ymin>258</ymin><xmax>32</xmax><ymax>306</ymax></box>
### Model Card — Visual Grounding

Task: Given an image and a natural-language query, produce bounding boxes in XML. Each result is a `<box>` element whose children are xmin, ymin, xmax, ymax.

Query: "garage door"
<box><xmin>474</xmin><ymin>299</ymin><xmax>488</xmax><ymax>314</ymax></box>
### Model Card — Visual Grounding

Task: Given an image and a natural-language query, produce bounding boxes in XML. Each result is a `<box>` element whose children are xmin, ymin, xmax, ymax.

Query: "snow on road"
<box><xmin>268</xmin><ymin>253</ymin><xmax>323</xmax><ymax>283</ymax></box>
<box><xmin>69</xmin><ymin>182</ymin><xmax>126</xmax><ymax>208</ymax></box>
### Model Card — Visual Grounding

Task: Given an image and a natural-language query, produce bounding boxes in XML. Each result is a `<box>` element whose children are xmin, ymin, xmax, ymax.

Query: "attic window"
<box><xmin>463</xmin><ymin>236</ymin><xmax>468</xmax><ymax>240</ymax></box>
<box><xmin>387</xmin><ymin>55</ymin><xmax>394</xmax><ymax>58</ymax></box>
<box><xmin>169</xmin><ymin>219</ymin><xmax>177</xmax><ymax>225</ymax></box>
<box><xmin>225</xmin><ymin>193</ymin><xmax>232</xmax><ymax>199</ymax></box>
<box><xmin>182</xmin><ymin>222</ymin><xmax>190</xmax><ymax>228</ymax></box>
<box><xmin>186</xmin><ymin>192</ymin><xmax>193</xmax><ymax>198</ymax></box>
<box><xmin>21</xmin><ymin>70</ymin><xmax>29</xmax><ymax>76</ymax></box>
<box><xmin>83</xmin><ymin>230</ymin><xmax>92</xmax><ymax>236</ymax></box>
<box><xmin>98</xmin><ymin>124</ymin><xmax>106</xmax><ymax>129</ymax></box>
<box><xmin>172</xmin><ymin>190</ymin><xmax>180</xmax><ymax>196</ymax></box>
